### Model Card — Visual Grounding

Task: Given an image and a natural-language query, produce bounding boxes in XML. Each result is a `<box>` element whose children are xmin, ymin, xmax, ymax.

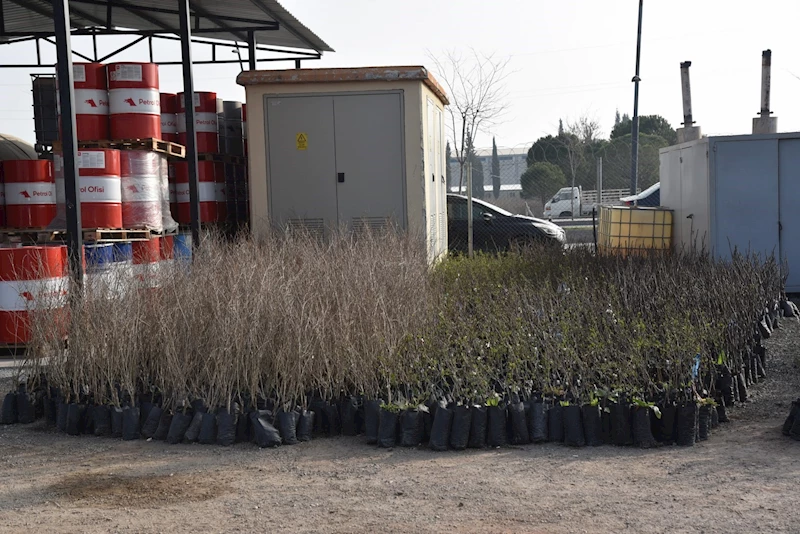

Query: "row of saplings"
<box><xmin>1</xmin><ymin>383</ymin><xmax>734</xmax><ymax>449</ymax></box>
<box><xmin>0</xmin><ymin>307</ymin><xmax>784</xmax><ymax>447</ymax></box>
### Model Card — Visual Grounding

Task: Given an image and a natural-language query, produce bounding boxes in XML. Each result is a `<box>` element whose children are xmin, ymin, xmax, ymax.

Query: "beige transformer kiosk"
<box><xmin>237</xmin><ymin>66</ymin><xmax>450</xmax><ymax>262</ymax></box>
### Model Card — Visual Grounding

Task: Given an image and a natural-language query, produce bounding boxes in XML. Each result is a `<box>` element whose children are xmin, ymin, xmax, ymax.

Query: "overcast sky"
<box><xmin>1</xmin><ymin>0</ymin><xmax>798</xmax><ymax>151</ymax></box>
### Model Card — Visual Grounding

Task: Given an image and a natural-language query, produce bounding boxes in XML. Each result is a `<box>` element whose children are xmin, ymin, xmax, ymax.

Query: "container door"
<box><xmin>713</xmin><ymin>139</ymin><xmax>779</xmax><ymax>261</ymax></box>
<box><xmin>265</xmin><ymin>95</ymin><xmax>337</xmax><ymax>235</ymax></box>
<box><xmin>332</xmin><ymin>93</ymin><xmax>405</xmax><ymax>233</ymax></box>
<box><xmin>779</xmin><ymin>139</ymin><xmax>800</xmax><ymax>293</ymax></box>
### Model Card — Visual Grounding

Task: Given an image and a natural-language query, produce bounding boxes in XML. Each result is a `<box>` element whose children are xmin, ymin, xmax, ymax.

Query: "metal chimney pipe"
<box><xmin>680</xmin><ymin>61</ymin><xmax>694</xmax><ymax>125</ymax></box>
<box><xmin>760</xmin><ymin>49</ymin><xmax>772</xmax><ymax>116</ymax></box>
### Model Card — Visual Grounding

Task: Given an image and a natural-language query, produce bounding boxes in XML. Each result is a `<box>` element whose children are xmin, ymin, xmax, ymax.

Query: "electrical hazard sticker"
<box><xmin>296</xmin><ymin>132</ymin><xmax>308</xmax><ymax>150</ymax></box>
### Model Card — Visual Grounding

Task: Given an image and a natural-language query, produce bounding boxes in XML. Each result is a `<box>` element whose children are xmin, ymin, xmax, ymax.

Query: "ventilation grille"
<box><xmin>285</xmin><ymin>218</ymin><xmax>325</xmax><ymax>238</ymax></box>
<box><xmin>353</xmin><ymin>217</ymin><xmax>390</xmax><ymax>234</ymax></box>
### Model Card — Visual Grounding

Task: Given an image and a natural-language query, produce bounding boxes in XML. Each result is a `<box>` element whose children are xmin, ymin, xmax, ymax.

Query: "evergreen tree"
<box><xmin>491</xmin><ymin>137</ymin><xmax>501</xmax><ymax>199</ymax></box>
<box><xmin>614</xmin><ymin>109</ymin><xmax>621</xmax><ymax>126</ymax></box>
<box><xmin>558</xmin><ymin>119</ymin><xmax>564</xmax><ymax>136</ymax></box>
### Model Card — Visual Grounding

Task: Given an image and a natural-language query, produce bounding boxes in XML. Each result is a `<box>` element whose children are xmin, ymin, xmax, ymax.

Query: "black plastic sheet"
<box><xmin>111</xmin><ymin>406</ymin><xmax>123</xmax><ymax>438</ymax></box>
<box><xmin>377</xmin><ymin>408</ymin><xmax>398</xmax><ymax>448</ymax></box>
<box><xmin>429</xmin><ymin>406</ymin><xmax>453</xmax><ymax>451</ymax></box>
<box><xmin>653</xmin><ymin>403</ymin><xmax>675</xmax><ymax>444</ymax></box>
<box><xmin>198</xmin><ymin>412</ymin><xmax>218</xmax><ymax>444</ymax></box>
<box><xmin>449</xmin><ymin>405</ymin><xmax>472</xmax><ymax>450</ymax></box>
<box><xmin>632</xmin><ymin>407</ymin><xmax>657</xmax><ymax>448</ymax></box>
<box><xmin>277</xmin><ymin>410</ymin><xmax>299</xmax><ymax>445</ymax></box>
<box><xmin>1</xmin><ymin>392</ymin><xmax>17</xmax><ymax>424</ymax></box>
<box><xmin>93</xmin><ymin>405</ymin><xmax>112</xmax><ymax>436</ymax></box>
<box><xmin>297</xmin><ymin>409</ymin><xmax>314</xmax><ymax>442</ymax></box>
<box><xmin>508</xmin><ymin>402</ymin><xmax>530</xmax><ymax>445</ymax></box>
<box><xmin>610</xmin><ymin>401</ymin><xmax>633</xmax><ymax>446</ymax></box>
<box><xmin>782</xmin><ymin>400</ymin><xmax>799</xmax><ymax>436</ymax></box>
<box><xmin>364</xmin><ymin>400</ymin><xmax>380</xmax><ymax>445</ymax></box>
<box><xmin>167</xmin><ymin>412</ymin><xmax>193</xmax><ymax>444</ymax></box>
<box><xmin>400</xmin><ymin>409</ymin><xmax>422</xmax><ymax>447</ymax></box>
<box><xmin>17</xmin><ymin>391</ymin><xmax>35</xmax><ymax>424</ymax></box>
<box><xmin>153</xmin><ymin>411</ymin><xmax>172</xmax><ymax>441</ymax></box>
<box><xmin>216</xmin><ymin>407</ymin><xmax>237</xmax><ymax>446</ymax></box>
<box><xmin>141</xmin><ymin>406</ymin><xmax>162</xmax><ymax>439</ymax></box>
<box><xmin>251</xmin><ymin>410</ymin><xmax>282</xmax><ymax>448</ymax></box>
<box><xmin>467</xmin><ymin>405</ymin><xmax>487</xmax><ymax>449</ymax></box>
<box><xmin>340</xmin><ymin>396</ymin><xmax>359</xmax><ymax>436</ymax></box>
<box><xmin>528</xmin><ymin>402</ymin><xmax>548</xmax><ymax>443</ymax></box>
<box><xmin>547</xmin><ymin>404</ymin><xmax>564</xmax><ymax>443</ymax></box>
<box><xmin>697</xmin><ymin>405</ymin><xmax>711</xmax><ymax>441</ymax></box>
<box><xmin>184</xmin><ymin>411</ymin><xmax>204</xmax><ymax>442</ymax></box>
<box><xmin>563</xmin><ymin>405</ymin><xmax>585</xmax><ymax>447</ymax></box>
<box><xmin>122</xmin><ymin>406</ymin><xmax>140</xmax><ymax>441</ymax></box>
<box><xmin>66</xmin><ymin>403</ymin><xmax>84</xmax><ymax>436</ymax></box>
<box><xmin>487</xmin><ymin>405</ymin><xmax>508</xmax><ymax>447</ymax></box>
<box><xmin>676</xmin><ymin>403</ymin><xmax>698</xmax><ymax>446</ymax></box>
<box><xmin>581</xmin><ymin>404</ymin><xmax>603</xmax><ymax>447</ymax></box>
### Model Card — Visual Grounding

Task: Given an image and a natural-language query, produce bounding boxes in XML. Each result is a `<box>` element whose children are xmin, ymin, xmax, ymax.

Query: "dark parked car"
<box><xmin>620</xmin><ymin>182</ymin><xmax>660</xmax><ymax>207</ymax></box>
<box><xmin>447</xmin><ymin>194</ymin><xmax>566</xmax><ymax>253</ymax></box>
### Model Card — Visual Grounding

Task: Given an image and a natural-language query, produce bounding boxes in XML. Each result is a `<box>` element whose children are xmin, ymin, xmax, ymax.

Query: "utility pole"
<box><xmin>630</xmin><ymin>0</ymin><xmax>644</xmax><ymax>198</ymax></box>
<box><xmin>467</xmin><ymin>152</ymin><xmax>473</xmax><ymax>258</ymax></box>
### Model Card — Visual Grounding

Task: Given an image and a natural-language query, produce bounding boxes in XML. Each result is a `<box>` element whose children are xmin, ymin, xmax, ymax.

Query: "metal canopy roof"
<box><xmin>0</xmin><ymin>0</ymin><xmax>333</xmax><ymax>53</ymax></box>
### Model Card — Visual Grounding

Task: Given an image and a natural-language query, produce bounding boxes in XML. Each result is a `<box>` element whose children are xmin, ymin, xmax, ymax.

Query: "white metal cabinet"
<box><xmin>660</xmin><ymin>133</ymin><xmax>800</xmax><ymax>293</ymax></box>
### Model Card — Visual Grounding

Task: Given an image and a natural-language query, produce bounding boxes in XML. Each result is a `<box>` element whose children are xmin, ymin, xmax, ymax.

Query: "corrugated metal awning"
<box><xmin>0</xmin><ymin>0</ymin><xmax>333</xmax><ymax>53</ymax></box>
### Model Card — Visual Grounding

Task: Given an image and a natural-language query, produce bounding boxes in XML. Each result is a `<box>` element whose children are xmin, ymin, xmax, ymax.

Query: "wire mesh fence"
<box><xmin>448</xmin><ymin>136</ymin><xmax>663</xmax><ymax>218</ymax></box>
<box><xmin>446</xmin><ymin>135</ymin><xmax>667</xmax><ymax>246</ymax></box>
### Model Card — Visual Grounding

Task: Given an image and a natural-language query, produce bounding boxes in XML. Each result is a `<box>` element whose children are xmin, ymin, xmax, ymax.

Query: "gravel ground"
<box><xmin>1</xmin><ymin>320</ymin><xmax>799</xmax><ymax>534</ymax></box>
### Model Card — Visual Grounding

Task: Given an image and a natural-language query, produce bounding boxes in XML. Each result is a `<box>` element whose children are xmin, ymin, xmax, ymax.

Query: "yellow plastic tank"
<box><xmin>597</xmin><ymin>206</ymin><xmax>673</xmax><ymax>257</ymax></box>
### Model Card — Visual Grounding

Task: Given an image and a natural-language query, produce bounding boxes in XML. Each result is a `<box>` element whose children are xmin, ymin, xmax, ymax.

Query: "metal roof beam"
<box><xmin>247</xmin><ymin>0</ymin><xmax>318</xmax><ymax>53</ymax></box>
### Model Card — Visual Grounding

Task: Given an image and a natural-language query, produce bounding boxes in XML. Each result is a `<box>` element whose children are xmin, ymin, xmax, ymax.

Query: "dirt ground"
<box><xmin>1</xmin><ymin>321</ymin><xmax>799</xmax><ymax>534</ymax></box>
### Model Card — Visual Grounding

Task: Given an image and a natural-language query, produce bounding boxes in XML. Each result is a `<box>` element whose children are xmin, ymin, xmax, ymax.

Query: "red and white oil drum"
<box><xmin>0</xmin><ymin>245</ymin><xmax>68</xmax><ymax>344</ymax></box>
<box><xmin>0</xmin><ymin>176</ymin><xmax>5</xmax><ymax>226</ymax></box>
<box><xmin>68</xmin><ymin>63</ymin><xmax>109</xmax><ymax>141</ymax></box>
<box><xmin>177</xmin><ymin>92</ymin><xmax>218</xmax><ymax>153</ymax></box>
<box><xmin>107</xmin><ymin>63</ymin><xmax>161</xmax><ymax>140</ymax></box>
<box><xmin>119</xmin><ymin>151</ymin><xmax>162</xmax><ymax>230</ymax></box>
<box><xmin>131</xmin><ymin>237</ymin><xmax>160</xmax><ymax>289</ymax></box>
<box><xmin>159</xmin><ymin>235</ymin><xmax>174</xmax><ymax>273</ymax></box>
<box><xmin>2</xmin><ymin>160</ymin><xmax>57</xmax><ymax>229</ymax></box>
<box><xmin>55</xmin><ymin>149</ymin><xmax>123</xmax><ymax>229</ymax></box>
<box><xmin>160</xmin><ymin>92</ymin><xmax>178</xmax><ymax>143</ymax></box>
<box><xmin>174</xmin><ymin>160</ymin><xmax>217</xmax><ymax>224</ymax></box>
<box><xmin>214</xmin><ymin>162</ymin><xmax>227</xmax><ymax>223</ymax></box>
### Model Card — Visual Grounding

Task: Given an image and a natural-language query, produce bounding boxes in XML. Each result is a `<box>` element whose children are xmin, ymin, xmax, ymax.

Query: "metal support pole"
<box><xmin>596</xmin><ymin>157</ymin><xmax>603</xmax><ymax>205</ymax></box>
<box><xmin>467</xmin><ymin>158</ymin><xmax>473</xmax><ymax>259</ymax></box>
<box><xmin>247</xmin><ymin>31</ymin><xmax>256</xmax><ymax>70</ymax></box>
<box><xmin>295</xmin><ymin>59</ymin><xmax>301</xmax><ymax>69</ymax></box>
<box><xmin>53</xmin><ymin>0</ymin><xmax>84</xmax><ymax>287</ymax></box>
<box><xmin>178</xmin><ymin>0</ymin><xmax>201</xmax><ymax>248</ymax></box>
<box><xmin>630</xmin><ymin>0</ymin><xmax>643</xmax><ymax>197</ymax></box>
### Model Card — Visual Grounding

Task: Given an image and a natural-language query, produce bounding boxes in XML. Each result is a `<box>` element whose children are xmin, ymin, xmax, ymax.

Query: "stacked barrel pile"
<box><xmin>160</xmin><ymin>92</ymin><xmax>249</xmax><ymax>233</ymax></box>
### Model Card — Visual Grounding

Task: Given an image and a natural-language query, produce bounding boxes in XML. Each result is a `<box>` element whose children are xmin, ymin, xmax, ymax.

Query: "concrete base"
<box><xmin>677</xmin><ymin>126</ymin><xmax>702</xmax><ymax>143</ymax></box>
<box><xmin>752</xmin><ymin>116</ymin><xmax>778</xmax><ymax>134</ymax></box>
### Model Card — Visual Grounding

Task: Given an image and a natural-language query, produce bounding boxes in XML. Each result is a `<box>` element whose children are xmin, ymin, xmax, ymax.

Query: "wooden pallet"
<box><xmin>197</xmin><ymin>153</ymin><xmax>247</xmax><ymax>165</ymax></box>
<box><xmin>0</xmin><ymin>228</ymin><xmax>152</xmax><ymax>243</ymax></box>
<box><xmin>53</xmin><ymin>138</ymin><xmax>186</xmax><ymax>158</ymax></box>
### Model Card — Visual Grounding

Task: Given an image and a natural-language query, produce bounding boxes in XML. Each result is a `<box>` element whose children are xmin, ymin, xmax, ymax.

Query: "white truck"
<box><xmin>543</xmin><ymin>186</ymin><xmax>632</xmax><ymax>219</ymax></box>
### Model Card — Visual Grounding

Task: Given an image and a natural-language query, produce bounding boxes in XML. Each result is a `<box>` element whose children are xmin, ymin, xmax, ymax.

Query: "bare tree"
<box><xmin>559</xmin><ymin>116</ymin><xmax>602</xmax><ymax>218</ymax></box>
<box><xmin>428</xmin><ymin>49</ymin><xmax>511</xmax><ymax>193</ymax></box>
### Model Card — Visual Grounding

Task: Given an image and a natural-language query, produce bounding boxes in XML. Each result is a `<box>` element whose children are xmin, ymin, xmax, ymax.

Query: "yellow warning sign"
<box><xmin>296</xmin><ymin>132</ymin><xmax>308</xmax><ymax>150</ymax></box>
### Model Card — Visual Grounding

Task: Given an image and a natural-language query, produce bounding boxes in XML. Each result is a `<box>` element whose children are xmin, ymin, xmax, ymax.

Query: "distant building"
<box><xmin>448</xmin><ymin>146</ymin><xmax>528</xmax><ymax>192</ymax></box>
<box><xmin>448</xmin><ymin>183</ymin><xmax>523</xmax><ymax>200</ymax></box>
